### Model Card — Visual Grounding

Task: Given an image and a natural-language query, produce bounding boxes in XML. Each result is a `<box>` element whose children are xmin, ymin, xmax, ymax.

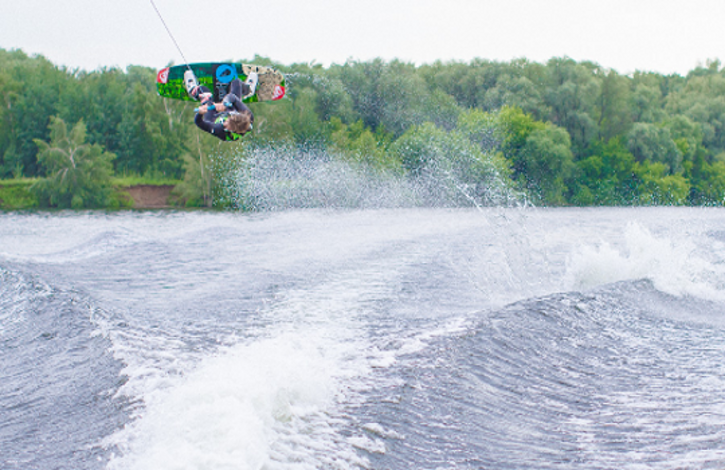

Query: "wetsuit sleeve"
<box><xmin>194</xmin><ymin>113</ymin><xmax>228</xmax><ymax>141</ymax></box>
<box><xmin>223</xmin><ymin>94</ymin><xmax>254</xmax><ymax>123</ymax></box>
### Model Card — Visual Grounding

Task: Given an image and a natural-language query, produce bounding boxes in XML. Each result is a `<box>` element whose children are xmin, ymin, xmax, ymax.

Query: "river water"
<box><xmin>2</xmin><ymin>207</ymin><xmax>725</xmax><ymax>469</ymax></box>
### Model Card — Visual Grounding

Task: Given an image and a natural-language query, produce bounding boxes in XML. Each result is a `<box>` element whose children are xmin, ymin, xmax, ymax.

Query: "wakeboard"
<box><xmin>156</xmin><ymin>62</ymin><xmax>286</xmax><ymax>103</ymax></box>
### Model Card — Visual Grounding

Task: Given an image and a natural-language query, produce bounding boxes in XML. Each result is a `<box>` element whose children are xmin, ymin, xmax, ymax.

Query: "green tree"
<box><xmin>0</xmin><ymin>68</ymin><xmax>23</xmax><ymax>177</ymax></box>
<box><xmin>456</xmin><ymin>108</ymin><xmax>499</xmax><ymax>153</ymax></box>
<box><xmin>664</xmin><ymin>114</ymin><xmax>703</xmax><ymax>169</ymax></box>
<box><xmin>422</xmin><ymin>89</ymin><xmax>463</xmax><ymax>131</ymax></box>
<box><xmin>573</xmin><ymin>137</ymin><xmax>638</xmax><ymax>205</ymax></box>
<box><xmin>329</xmin><ymin>118</ymin><xmax>398</xmax><ymax>172</ymax></box>
<box><xmin>481</xmin><ymin>73</ymin><xmax>547</xmax><ymax>120</ymax></box>
<box><xmin>332</xmin><ymin>59</ymin><xmax>387</xmax><ymax>132</ymax></box>
<box><xmin>665</xmin><ymin>73</ymin><xmax>725</xmax><ymax>155</ymax></box>
<box><xmin>312</xmin><ymin>75</ymin><xmax>358</xmax><ymax>124</ymax></box>
<box><xmin>595</xmin><ymin>69</ymin><xmax>632</xmax><ymax>141</ymax></box>
<box><xmin>389</xmin><ymin>121</ymin><xmax>512</xmax><ymax>206</ymax></box>
<box><xmin>635</xmin><ymin>160</ymin><xmax>689</xmax><ymax>205</ymax></box>
<box><xmin>627</xmin><ymin>122</ymin><xmax>683</xmax><ymax>172</ymax></box>
<box><xmin>419</xmin><ymin>60</ymin><xmax>482</xmax><ymax>109</ymax></box>
<box><xmin>690</xmin><ymin>159</ymin><xmax>725</xmax><ymax>205</ymax></box>
<box><xmin>0</xmin><ymin>50</ymin><xmax>72</xmax><ymax>177</ymax></box>
<box><xmin>32</xmin><ymin>116</ymin><xmax>115</xmax><ymax>208</ymax></box>
<box><xmin>497</xmin><ymin>106</ymin><xmax>574</xmax><ymax>204</ymax></box>
<box><xmin>520</xmin><ymin>124</ymin><xmax>575</xmax><ymax>204</ymax></box>
<box><xmin>543</xmin><ymin>58</ymin><xmax>600</xmax><ymax>157</ymax></box>
<box><xmin>287</xmin><ymin>87</ymin><xmax>328</xmax><ymax>144</ymax></box>
<box><xmin>250</xmin><ymin>98</ymin><xmax>295</xmax><ymax>143</ymax></box>
<box><xmin>333</xmin><ymin>59</ymin><xmax>435</xmax><ymax>137</ymax></box>
<box><xmin>631</xmin><ymin>82</ymin><xmax>665</xmax><ymax>123</ymax></box>
<box><xmin>172</xmin><ymin>146</ymin><xmax>216</xmax><ymax>208</ymax></box>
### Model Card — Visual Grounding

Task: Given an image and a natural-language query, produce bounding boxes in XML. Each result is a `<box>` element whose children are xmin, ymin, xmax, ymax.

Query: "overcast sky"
<box><xmin>3</xmin><ymin>0</ymin><xmax>724</xmax><ymax>76</ymax></box>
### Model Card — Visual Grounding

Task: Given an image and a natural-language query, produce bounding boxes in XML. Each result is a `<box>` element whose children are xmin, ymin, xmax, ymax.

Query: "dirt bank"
<box><xmin>124</xmin><ymin>185</ymin><xmax>175</xmax><ymax>209</ymax></box>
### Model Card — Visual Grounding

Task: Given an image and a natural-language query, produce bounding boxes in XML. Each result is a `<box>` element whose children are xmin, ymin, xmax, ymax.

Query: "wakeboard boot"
<box><xmin>243</xmin><ymin>72</ymin><xmax>259</xmax><ymax>99</ymax></box>
<box><xmin>184</xmin><ymin>70</ymin><xmax>201</xmax><ymax>100</ymax></box>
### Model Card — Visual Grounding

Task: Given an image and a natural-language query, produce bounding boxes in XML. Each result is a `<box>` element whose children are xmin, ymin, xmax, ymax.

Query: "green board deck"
<box><xmin>156</xmin><ymin>62</ymin><xmax>286</xmax><ymax>103</ymax></box>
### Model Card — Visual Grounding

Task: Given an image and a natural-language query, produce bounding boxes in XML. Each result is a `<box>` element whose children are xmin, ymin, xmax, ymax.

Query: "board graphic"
<box><xmin>157</xmin><ymin>63</ymin><xmax>286</xmax><ymax>103</ymax></box>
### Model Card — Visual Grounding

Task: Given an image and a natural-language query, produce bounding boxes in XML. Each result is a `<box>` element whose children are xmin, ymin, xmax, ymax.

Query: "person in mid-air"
<box><xmin>184</xmin><ymin>70</ymin><xmax>258</xmax><ymax>141</ymax></box>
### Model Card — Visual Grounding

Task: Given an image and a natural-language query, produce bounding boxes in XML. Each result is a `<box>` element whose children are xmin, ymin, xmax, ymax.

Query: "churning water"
<box><xmin>2</xmin><ymin>206</ymin><xmax>725</xmax><ymax>469</ymax></box>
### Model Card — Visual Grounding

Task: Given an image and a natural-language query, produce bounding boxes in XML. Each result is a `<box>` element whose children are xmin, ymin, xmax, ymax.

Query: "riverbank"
<box><xmin>0</xmin><ymin>179</ymin><xmax>180</xmax><ymax>210</ymax></box>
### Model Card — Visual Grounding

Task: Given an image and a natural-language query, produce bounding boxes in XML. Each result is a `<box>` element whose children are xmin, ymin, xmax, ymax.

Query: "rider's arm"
<box><xmin>223</xmin><ymin>94</ymin><xmax>254</xmax><ymax>123</ymax></box>
<box><xmin>194</xmin><ymin>113</ymin><xmax>226</xmax><ymax>141</ymax></box>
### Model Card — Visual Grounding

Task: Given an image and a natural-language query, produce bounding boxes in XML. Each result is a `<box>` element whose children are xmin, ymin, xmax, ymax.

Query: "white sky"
<box><xmin>2</xmin><ymin>0</ymin><xmax>724</xmax><ymax>76</ymax></box>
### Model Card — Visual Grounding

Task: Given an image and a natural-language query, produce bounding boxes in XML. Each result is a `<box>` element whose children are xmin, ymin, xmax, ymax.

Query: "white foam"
<box><xmin>103</xmin><ymin>257</ymin><xmax>418</xmax><ymax>470</ymax></box>
<box><xmin>396</xmin><ymin>316</ymin><xmax>471</xmax><ymax>357</ymax></box>
<box><xmin>566</xmin><ymin>222</ymin><xmax>725</xmax><ymax>301</ymax></box>
<box><xmin>105</xmin><ymin>331</ymin><xmax>356</xmax><ymax>470</ymax></box>
<box><xmin>362</xmin><ymin>422</ymin><xmax>405</xmax><ymax>440</ymax></box>
<box><xmin>348</xmin><ymin>435</ymin><xmax>386</xmax><ymax>455</ymax></box>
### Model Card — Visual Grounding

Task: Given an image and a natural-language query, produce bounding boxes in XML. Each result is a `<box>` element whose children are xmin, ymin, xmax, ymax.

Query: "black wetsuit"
<box><xmin>194</xmin><ymin>78</ymin><xmax>254</xmax><ymax>141</ymax></box>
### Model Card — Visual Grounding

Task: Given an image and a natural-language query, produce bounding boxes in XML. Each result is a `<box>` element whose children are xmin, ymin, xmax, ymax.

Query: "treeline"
<box><xmin>2</xmin><ymin>47</ymin><xmax>725</xmax><ymax>207</ymax></box>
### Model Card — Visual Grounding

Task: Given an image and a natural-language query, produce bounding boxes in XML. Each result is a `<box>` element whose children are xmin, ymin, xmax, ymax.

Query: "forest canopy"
<box><xmin>2</xmin><ymin>47</ymin><xmax>725</xmax><ymax>208</ymax></box>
